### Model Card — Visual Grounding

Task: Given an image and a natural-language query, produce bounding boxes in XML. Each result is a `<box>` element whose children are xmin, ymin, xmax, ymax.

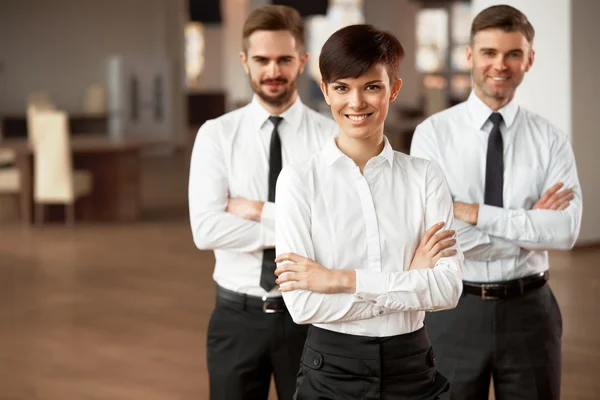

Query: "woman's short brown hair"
<box><xmin>242</xmin><ymin>5</ymin><xmax>305</xmax><ymax>52</ymax></box>
<box><xmin>471</xmin><ymin>5</ymin><xmax>535</xmax><ymax>44</ymax></box>
<box><xmin>319</xmin><ymin>24</ymin><xmax>404</xmax><ymax>84</ymax></box>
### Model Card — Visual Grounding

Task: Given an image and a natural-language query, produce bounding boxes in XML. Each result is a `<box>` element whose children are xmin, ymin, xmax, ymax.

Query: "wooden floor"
<box><xmin>0</xmin><ymin>153</ymin><xmax>598</xmax><ymax>400</ymax></box>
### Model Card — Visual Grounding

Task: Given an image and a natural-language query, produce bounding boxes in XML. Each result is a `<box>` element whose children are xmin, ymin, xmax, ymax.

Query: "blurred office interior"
<box><xmin>0</xmin><ymin>0</ymin><xmax>598</xmax><ymax>398</ymax></box>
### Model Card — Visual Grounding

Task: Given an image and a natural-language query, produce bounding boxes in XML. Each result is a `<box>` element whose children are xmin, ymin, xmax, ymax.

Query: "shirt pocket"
<box><xmin>508</xmin><ymin>166</ymin><xmax>544</xmax><ymax>209</ymax></box>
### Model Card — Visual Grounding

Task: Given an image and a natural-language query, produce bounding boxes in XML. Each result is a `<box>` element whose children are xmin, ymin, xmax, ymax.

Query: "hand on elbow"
<box><xmin>275</xmin><ymin>253</ymin><xmax>356</xmax><ymax>294</ymax></box>
<box><xmin>226</xmin><ymin>198</ymin><xmax>264</xmax><ymax>221</ymax></box>
<box><xmin>532</xmin><ymin>182</ymin><xmax>574</xmax><ymax>211</ymax></box>
<box><xmin>410</xmin><ymin>222</ymin><xmax>457</xmax><ymax>271</ymax></box>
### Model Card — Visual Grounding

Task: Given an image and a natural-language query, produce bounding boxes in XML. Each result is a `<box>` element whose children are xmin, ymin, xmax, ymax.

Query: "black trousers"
<box><xmin>294</xmin><ymin>326</ymin><xmax>450</xmax><ymax>400</ymax></box>
<box><xmin>206</xmin><ymin>292</ymin><xmax>308</xmax><ymax>400</ymax></box>
<box><xmin>425</xmin><ymin>283</ymin><xmax>562</xmax><ymax>400</ymax></box>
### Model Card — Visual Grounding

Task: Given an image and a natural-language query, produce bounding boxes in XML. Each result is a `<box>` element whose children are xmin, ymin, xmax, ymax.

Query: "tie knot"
<box><xmin>489</xmin><ymin>112</ymin><xmax>503</xmax><ymax>126</ymax></box>
<box><xmin>269</xmin><ymin>116</ymin><xmax>283</xmax><ymax>128</ymax></box>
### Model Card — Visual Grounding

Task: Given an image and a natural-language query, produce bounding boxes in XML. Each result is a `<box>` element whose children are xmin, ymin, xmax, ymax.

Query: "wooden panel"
<box><xmin>187</xmin><ymin>92</ymin><xmax>226</xmax><ymax>128</ymax></box>
<box><xmin>1</xmin><ymin>114</ymin><xmax>108</xmax><ymax>138</ymax></box>
<box><xmin>74</xmin><ymin>150</ymin><xmax>141</xmax><ymax>221</ymax></box>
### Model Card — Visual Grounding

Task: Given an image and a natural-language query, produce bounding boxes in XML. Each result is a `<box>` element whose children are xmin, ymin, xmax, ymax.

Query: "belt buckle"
<box><xmin>262</xmin><ymin>295</ymin><xmax>285</xmax><ymax>314</ymax></box>
<box><xmin>481</xmin><ymin>284</ymin><xmax>507</xmax><ymax>300</ymax></box>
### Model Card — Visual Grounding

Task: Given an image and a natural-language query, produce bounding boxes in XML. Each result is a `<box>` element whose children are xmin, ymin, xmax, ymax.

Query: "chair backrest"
<box><xmin>32</xmin><ymin>111</ymin><xmax>75</xmax><ymax>203</ymax></box>
<box><xmin>27</xmin><ymin>103</ymin><xmax>55</xmax><ymax>144</ymax></box>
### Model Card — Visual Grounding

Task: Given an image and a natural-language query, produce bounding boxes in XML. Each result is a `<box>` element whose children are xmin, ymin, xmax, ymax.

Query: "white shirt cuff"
<box><xmin>354</xmin><ymin>270</ymin><xmax>387</xmax><ymax>302</ymax></box>
<box><xmin>260</xmin><ymin>201</ymin><xmax>276</xmax><ymax>228</ymax></box>
<box><xmin>261</xmin><ymin>225</ymin><xmax>276</xmax><ymax>249</ymax></box>
<box><xmin>476</xmin><ymin>203</ymin><xmax>503</xmax><ymax>233</ymax></box>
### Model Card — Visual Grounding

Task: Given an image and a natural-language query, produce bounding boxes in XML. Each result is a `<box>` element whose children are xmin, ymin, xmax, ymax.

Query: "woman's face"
<box><xmin>320</xmin><ymin>63</ymin><xmax>402</xmax><ymax>142</ymax></box>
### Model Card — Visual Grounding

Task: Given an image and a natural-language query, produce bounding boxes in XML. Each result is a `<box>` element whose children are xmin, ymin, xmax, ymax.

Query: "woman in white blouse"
<box><xmin>274</xmin><ymin>24</ymin><xmax>464</xmax><ymax>399</ymax></box>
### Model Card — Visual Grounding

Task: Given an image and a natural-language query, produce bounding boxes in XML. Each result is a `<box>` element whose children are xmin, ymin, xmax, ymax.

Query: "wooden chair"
<box><xmin>0</xmin><ymin>166</ymin><xmax>20</xmax><ymax>221</ymax></box>
<box><xmin>0</xmin><ymin>100</ymin><xmax>56</xmax><ymax>169</ymax></box>
<box><xmin>31</xmin><ymin>111</ymin><xmax>93</xmax><ymax>225</ymax></box>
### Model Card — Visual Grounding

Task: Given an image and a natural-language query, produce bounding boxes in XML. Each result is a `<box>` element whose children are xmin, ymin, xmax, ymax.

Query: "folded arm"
<box><xmin>189</xmin><ymin>120</ymin><xmax>275</xmax><ymax>252</ymax></box>
<box><xmin>476</xmin><ymin>136</ymin><xmax>582</xmax><ymax>251</ymax></box>
<box><xmin>353</xmin><ymin>162</ymin><xmax>463</xmax><ymax>312</ymax></box>
<box><xmin>275</xmin><ymin>167</ymin><xmax>390</xmax><ymax>325</ymax></box>
<box><xmin>276</xmin><ymin>163</ymin><xmax>463</xmax><ymax>325</ymax></box>
<box><xmin>453</xmin><ymin>220</ymin><xmax>521</xmax><ymax>261</ymax></box>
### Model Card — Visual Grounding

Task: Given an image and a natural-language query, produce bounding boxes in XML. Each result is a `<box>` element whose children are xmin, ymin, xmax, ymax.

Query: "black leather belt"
<box><xmin>463</xmin><ymin>271</ymin><xmax>549</xmax><ymax>300</ymax></box>
<box><xmin>216</xmin><ymin>285</ymin><xmax>286</xmax><ymax>313</ymax></box>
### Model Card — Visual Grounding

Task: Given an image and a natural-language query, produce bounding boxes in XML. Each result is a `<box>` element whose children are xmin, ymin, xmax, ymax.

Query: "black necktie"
<box><xmin>484</xmin><ymin>112</ymin><xmax>504</xmax><ymax>207</ymax></box>
<box><xmin>260</xmin><ymin>116</ymin><xmax>283</xmax><ymax>292</ymax></box>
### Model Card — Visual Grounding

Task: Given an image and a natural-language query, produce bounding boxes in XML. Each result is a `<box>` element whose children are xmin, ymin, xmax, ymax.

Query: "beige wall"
<box><xmin>571</xmin><ymin>0</ymin><xmax>600</xmax><ymax>244</ymax></box>
<box><xmin>0</xmin><ymin>0</ymin><xmax>187</xmax><ymax>144</ymax></box>
<box><xmin>194</xmin><ymin>25</ymin><xmax>224</xmax><ymax>92</ymax></box>
<box><xmin>364</xmin><ymin>0</ymin><xmax>420</xmax><ymax>109</ymax></box>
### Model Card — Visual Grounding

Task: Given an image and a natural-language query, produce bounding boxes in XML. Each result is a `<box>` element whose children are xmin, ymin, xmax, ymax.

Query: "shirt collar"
<box><xmin>248</xmin><ymin>95</ymin><xmax>304</xmax><ymax>133</ymax></box>
<box><xmin>466</xmin><ymin>90</ymin><xmax>519</xmax><ymax>130</ymax></box>
<box><xmin>322</xmin><ymin>135</ymin><xmax>394</xmax><ymax>168</ymax></box>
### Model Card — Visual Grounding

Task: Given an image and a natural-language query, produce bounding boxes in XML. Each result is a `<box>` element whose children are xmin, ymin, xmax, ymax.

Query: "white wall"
<box><xmin>161</xmin><ymin>0</ymin><xmax>187</xmax><ymax>146</ymax></box>
<box><xmin>571</xmin><ymin>0</ymin><xmax>600</xmax><ymax>244</ymax></box>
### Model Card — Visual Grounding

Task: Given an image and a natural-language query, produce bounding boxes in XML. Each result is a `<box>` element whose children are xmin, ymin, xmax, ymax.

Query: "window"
<box><xmin>416</xmin><ymin>8</ymin><xmax>448</xmax><ymax>73</ymax></box>
<box><xmin>417</xmin><ymin>2</ymin><xmax>473</xmax><ymax>106</ymax></box>
<box><xmin>185</xmin><ymin>22</ymin><xmax>206</xmax><ymax>89</ymax></box>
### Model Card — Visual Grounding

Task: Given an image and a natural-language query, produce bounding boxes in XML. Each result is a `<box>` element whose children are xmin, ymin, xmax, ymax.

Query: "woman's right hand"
<box><xmin>409</xmin><ymin>222</ymin><xmax>457</xmax><ymax>271</ymax></box>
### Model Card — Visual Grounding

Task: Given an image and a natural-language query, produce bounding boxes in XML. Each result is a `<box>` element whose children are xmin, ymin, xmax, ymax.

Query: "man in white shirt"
<box><xmin>188</xmin><ymin>5</ymin><xmax>337</xmax><ymax>400</ymax></box>
<box><xmin>411</xmin><ymin>5</ymin><xmax>582</xmax><ymax>400</ymax></box>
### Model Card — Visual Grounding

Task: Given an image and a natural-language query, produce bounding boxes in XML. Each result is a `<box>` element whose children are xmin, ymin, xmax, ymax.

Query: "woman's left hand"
<box><xmin>274</xmin><ymin>253</ymin><xmax>355</xmax><ymax>294</ymax></box>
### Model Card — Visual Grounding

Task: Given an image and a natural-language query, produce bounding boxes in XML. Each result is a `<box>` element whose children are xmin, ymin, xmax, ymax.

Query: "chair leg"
<box><xmin>66</xmin><ymin>203</ymin><xmax>75</xmax><ymax>226</ymax></box>
<box><xmin>35</xmin><ymin>203</ymin><xmax>45</xmax><ymax>226</ymax></box>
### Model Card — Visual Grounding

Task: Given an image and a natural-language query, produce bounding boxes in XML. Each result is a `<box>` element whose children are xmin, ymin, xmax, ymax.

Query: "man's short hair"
<box><xmin>471</xmin><ymin>5</ymin><xmax>535</xmax><ymax>44</ymax></box>
<box><xmin>242</xmin><ymin>5</ymin><xmax>305</xmax><ymax>52</ymax></box>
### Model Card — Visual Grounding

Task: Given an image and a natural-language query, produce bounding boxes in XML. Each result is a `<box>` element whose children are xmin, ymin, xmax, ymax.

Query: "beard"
<box><xmin>249</xmin><ymin>72</ymin><xmax>299</xmax><ymax>107</ymax></box>
<box><xmin>473</xmin><ymin>72</ymin><xmax>518</xmax><ymax>101</ymax></box>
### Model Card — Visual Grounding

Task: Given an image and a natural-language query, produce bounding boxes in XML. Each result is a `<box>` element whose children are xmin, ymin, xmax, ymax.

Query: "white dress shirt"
<box><xmin>189</xmin><ymin>96</ymin><xmax>337</xmax><ymax>297</ymax></box>
<box><xmin>411</xmin><ymin>91</ymin><xmax>582</xmax><ymax>283</ymax></box>
<box><xmin>275</xmin><ymin>136</ymin><xmax>463</xmax><ymax>337</ymax></box>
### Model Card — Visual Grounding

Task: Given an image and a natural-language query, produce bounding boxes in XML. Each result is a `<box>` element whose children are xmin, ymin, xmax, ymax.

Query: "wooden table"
<box><xmin>0</xmin><ymin>135</ymin><xmax>164</xmax><ymax>225</ymax></box>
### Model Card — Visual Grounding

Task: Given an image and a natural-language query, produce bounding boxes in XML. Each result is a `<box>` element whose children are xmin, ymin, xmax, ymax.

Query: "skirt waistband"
<box><xmin>306</xmin><ymin>325</ymin><xmax>431</xmax><ymax>361</ymax></box>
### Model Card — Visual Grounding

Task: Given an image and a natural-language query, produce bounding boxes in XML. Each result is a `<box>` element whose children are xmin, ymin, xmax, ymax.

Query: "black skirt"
<box><xmin>294</xmin><ymin>325</ymin><xmax>449</xmax><ymax>400</ymax></box>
